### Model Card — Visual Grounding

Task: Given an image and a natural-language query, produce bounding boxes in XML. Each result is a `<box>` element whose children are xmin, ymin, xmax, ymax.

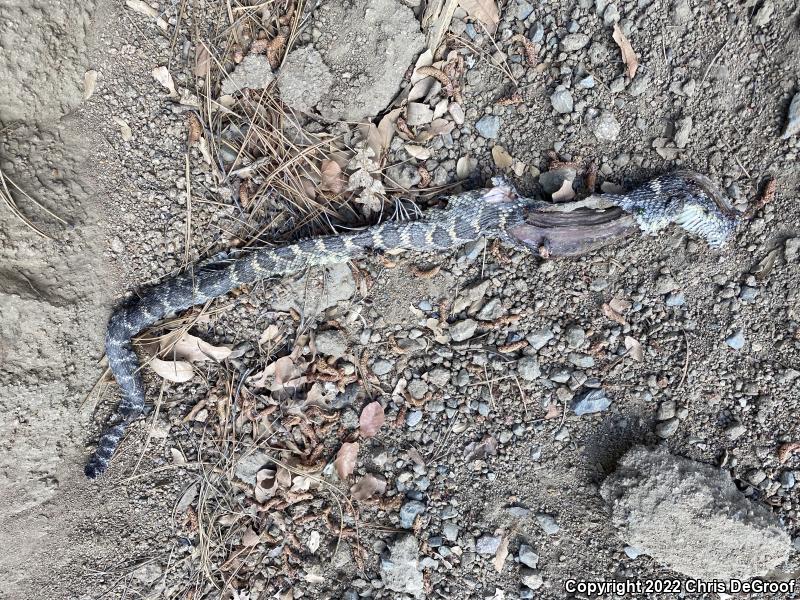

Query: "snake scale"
<box><xmin>85</xmin><ymin>171</ymin><xmax>738</xmax><ymax>478</ymax></box>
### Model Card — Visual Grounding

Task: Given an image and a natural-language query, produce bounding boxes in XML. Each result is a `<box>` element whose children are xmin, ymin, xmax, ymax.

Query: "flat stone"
<box><xmin>476</xmin><ymin>535</ymin><xmax>502</xmax><ymax>555</ymax></box>
<box><xmin>725</xmin><ymin>329</ymin><xmax>746</xmax><ymax>351</ymax></box>
<box><xmin>381</xmin><ymin>535</ymin><xmax>425</xmax><ymax>599</ymax></box>
<box><xmin>399</xmin><ymin>500</ymin><xmax>426</xmax><ymax>529</ymax></box>
<box><xmin>550</xmin><ymin>86</ymin><xmax>574</xmax><ymax>114</ymax></box>
<box><xmin>572</xmin><ymin>389</ymin><xmax>611</xmax><ymax>416</ymax></box>
<box><xmin>561</xmin><ymin>33</ymin><xmax>590</xmax><ymax>52</ymax></box>
<box><xmin>222</xmin><ymin>54</ymin><xmax>275</xmax><ymax>95</ymax></box>
<box><xmin>518</xmin><ymin>544</ymin><xmax>539</xmax><ymax>569</ymax></box>
<box><xmin>527</xmin><ymin>328</ymin><xmax>554</xmax><ymax>350</ymax></box>
<box><xmin>450</xmin><ymin>319</ymin><xmax>478</xmax><ymax>342</ymax></box>
<box><xmin>315</xmin><ymin>329</ymin><xmax>347</xmax><ymax>358</ymax></box>
<box><xmin>517</xmin><ymin>356</ymin><xmax>541</xmax><ymax>381</ymax></box>
<box><xmin>475</xmin><ymin>115</ymin><xmax>501</xmax><ymax>139</ymax></box>
<box><xmin>589</xmin><ymin>110</ymin><xmax>621</xmax><ymax>142</ymax></box>
<box><xmin>535</xmin><ymin>513</ymin><xmax>560</xmax><ymax>535</ymax></box>
<box><xmin>655</xmin><ymin>417</ymin><xmax>680</xmax><ymax>438</ymax></box>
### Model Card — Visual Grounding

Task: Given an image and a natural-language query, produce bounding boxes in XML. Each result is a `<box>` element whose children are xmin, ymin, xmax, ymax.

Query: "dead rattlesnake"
<box><xmin>85</xmin><ymin>172</ymin><xmax>737</xmax><ymax>478</ymax></box>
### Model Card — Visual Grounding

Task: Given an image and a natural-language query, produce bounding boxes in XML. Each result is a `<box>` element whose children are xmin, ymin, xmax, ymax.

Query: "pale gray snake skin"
<box><xmin>85</xmin><ymin>172</ymin><xmax>738</xmax><ymax>478</ymax></box>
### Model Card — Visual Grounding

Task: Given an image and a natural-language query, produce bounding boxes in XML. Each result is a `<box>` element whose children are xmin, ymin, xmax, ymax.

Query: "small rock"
<box><xmin>655</xmin><ymin>275</ymin><xmax>678</xmax><ymax>295</ymax></box>
<box><xmin>407</xmin><ymin>378</ymin><xmax>429</xmax><ymax>400</ymax></box>
<box><xmin>528</xmin><ymin>22</ymin><xmax>544</xmax><ymax>43</ymax></box>
<box><xmin>222</xmin><ymin>54</ymin><xmax>275</xmax><ymax>94</ymax></box>
<box><xmin>588</xmin><ymin>110</ymin><xmax>620</xmax><ymax>142</ymax></box>
<box><xmin>476</xmin><ymin>535</ymin><xmax>503</xmax><ymax>555</ymax></box>
<box><xmin>475</xmin><ymin>115</ymin><xmax>501</xmax><ymax>139</ymax></box>
<box><xmin>535</xmin><ymin>513</ymin><xmax>560</xmax><ymax>535</ymax></box>
<box><xmin>561</xmin><ymin>33</ymin><xmax>590</xmax><ymax>52</ymax></box>
<box><xmin>235</xmin><ymin>451</ymin><xmax>269</xmax><ymax>485</ymax></box>
<box><xmin>725</xmin><ymin>329</ymin><xmax>746</xmax><ymax>351</ymax></box>
<box><xmin>428</xmin><ymin>367</ymin><xmax>450</xmax><ymax>387</ymax></box>
<box><xmin>783</xmin><ymin>92</ymin><xmax>800</xmax><ymax>139</ymax></box>
<box><xmin>752</xmin><ymin>0</ymin><xmax>774</xmax><ymax>27</ymax></box>
<box><xmin>450</xmin><ymin>319</ymin><xmax>478</xmax><ymax>342</ymax></box>
<box><xmin>568</xmin><ymin>353</ymin><xmax>594</xmax><ymax>368</ymax></box>
<box><xmin>565</xmin><ymin>326</ymin><xmax>585</xmax><ymax>348</ymax></box>
<box><xmin>387</xmin><ymin>163</ymin><xmax>421</xmax><ymax>189</ymax></box>
<box><xmin>399</xmin><ymin>500</ymin><xmax>426</xmax><ymax>528</ymax></box>
<box><xmin>315</xmin><ymin>329</ymin><xmax>347</xmax><ymax>358</ymax></box>
<box><xmin>655</xmin><ymin>417</ymin><xmax>680</xmax><ymax>438</ymax></box>
<box><xmin>381</xmin><ymin>535</ymin><xmax>425</xmax><ymax>599</ymax></box>
<box><xmin>603</xmin><ymin>3</ymin><xmax>619</xmax><ymax>24</ymax></box>
<box><xmin>725</xmin><ymin>421</ymin><xmax>746</xmax><ymax>440</ymax></box>
<box><xmin>539</xmin><ymin>168</ymin><xmax>576</xmax><ymax>194</ymax></box>
<box><xmin>578</xmin><ymin>75</ymin><xmax>595</xmax><ymax>89</ymax></box>
<box><xmin>656</xmin><ymin>400</ymin><xmax>676</xmax><ymax>421</ymax></box>
<box><xmin>517</xmin><ymin>356</ymin><xmax>541</xmax><ymax>381</ymax></box>
<box><xmin>477</xmin><ymin>298</ymin><xmax>504</xmax><ymax>320</ymax></box>
<box><xmin>550</xmin><ymin>86</ymin><xmax>574</xmax><ymax>114</ymax></box>
<box><xmin>628</xmin><ymin>73</ymin><xmax>650</xmax><ymax>96</ymax></box>
<box><xmin>781</xmin><ymin>471</ymin><xmax>796</xmax><ymax>489</ymax></box>
<box><xmin>747</xmin><ymin>469</ymin><xmax>767</xmax><ymax>486</ymax></box>
<box><xmin>515</xmin><ymin>0</ymin><xmax>534</xmax><ymax>20</ymax></box>
<box><xmin>372</xmin><ymin>359</ymin><xmax>393</xmax><ymax>376</ymax></box>
<box><xmin>442</xmin><ymin>522</ymin><xmax>459</xmax><ymax>542</ymax></box>
<box><xmin>624</xmin><ymin>545</ymin><xmax>643</xmax><ymax>559</ymax></box>
<box><xmin>572</xmin><ymin>389</ymin><xmax>611</xmax><ymax>416</ymax></box>
<box><xmin>526</xmin><ymin>328</ymin><xmax>554</xmax><ymax>349</ymax></box>
<box><xmin>406</xmin><ymin>410</ymin><xmax>422</xmax><ymax>427</ymax></box>
<box><xmin>520</xmin><ymin>569</ymin><xmax>544</xmax><ymax>590</ymax></box>
<box><xmin>665</xmin><ymin>292</ymin><xmax>685</xmax><ymax>307</ymax></box>
<box><xmin>518</xmin><ymin>545</ymin><xmax>539</xmax><ymax>569</ymax></box>
<box><xmin>674</xmin><ymin>116</ymin><xmax>693</xmax><ymax>148</ymax></box>
<box><xmin>671</xmin><ymin>0</ymin><xmax>692</xmax><ymax>24</ymax></box>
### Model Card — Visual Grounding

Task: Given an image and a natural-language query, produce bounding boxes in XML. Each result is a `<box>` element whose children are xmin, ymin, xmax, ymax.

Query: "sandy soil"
<box><xmin>1</xmin><ymin>0</ymin><xmax>799</xmax><ymax>599</ymax></box>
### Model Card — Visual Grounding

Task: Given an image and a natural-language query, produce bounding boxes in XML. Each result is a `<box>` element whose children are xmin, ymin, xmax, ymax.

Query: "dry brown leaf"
<box><xmin>609</xmin><ymin>297</ymin><xmax>632</xmax><ymax>314</ymax></box>
<box><xmin>335</xmin><ymin>442</ymin><xmax>359</xmax><ymax>479</ymax></box>
<box><xmin>612</xmin><ymin>23</ymin><xmax>639</xmax><ymax>79</ymax></box>
<box><xmin>160</xmin><ymin>331</ymin><xmax>232</xmax><ymax>362</ymax></box>
<box><xmin>359</xmin><ymin>401</ymin><xmax>385</xmax><ymax>438</ymax></box>
<box><xmin>187</xmin><ymin>113</ymin><xmax>202</xmax><ymax>144</ymax></box>
<box><xmin>112</xmin><ymin>117</ymin><xmax>132</xmax><ymax>142</ymax></box>
<box><xmin>551</xmin><ymin>179</ymin><xmax>576</xmax><ymax>202</ymax></box>
<box><xmin>624</xmin><ymin>336</ymin><xmax>644</xmax><ymax>361</ymax></box>
<box><xmin>259</xmin><ymin>324</ymin><xmax>282</xmax><ymax>345</ymax></box>
<box><xmin>458</xmin><ymin>0</ymin><xmax>500</xmax><ymax>34</ymax></box>
<box><xmin>194</xmin><ymin>45</ymin><xmax>210</xmax><ymax>77</ymax></box>
<box><xmin>83</xmin><ymin>70</ymin><xmax>98</xmax><ymax>100</ymax></box>
<box><xmin>602</xmin><ymin>303</ymin><xmax>627</xmax><ymax>326</ymax></box>
<box><xmin>491</xmin><ymin>145</ymin><xmax>513</xmax><ymax>169</ymax></box>
<box><xmin>320</xmin><ymin>159</ymin><xmax>345</xmax><ymax>193</ymax></box>
<box><xmin>778</xmin><ymin>442</ymin><xmax>800</xmax><ymax>464</ymax></box>
<box><xmin>255</xmin><ymin>468</ymin><xmax>278</xmax><ymax>502</ymax></box>
<box><xmin>152</xmin><ymin>66</ymin><xmax>178</xmax><ymax>97</ymax></box>
<box><xmin>350</xmin><ymin>474</ymin><xmax>387</xmax><ymax>501</ymax></box>
<box><xmin>405</xmin><ymin>144</ymin><xmax>431</xmax><ymax>160</ymax></box>
<box><xmin>493</xmin><ymin>531</ymin><xmax>509</xmax><ymax>572</ymax></box>
<box><xmin>149</xmin><ymin>357</ymin><xmax>194</xmax><ymax>383</ymax></box>
<box><xmin>410</xmin><ymin>49</ymin><xmax>434</xmax><ymax>84</ymax></box>
<box><xmin>242</xmin><ymin>527</ymin><xmax>261</xmax><ymax>547</ymax></box>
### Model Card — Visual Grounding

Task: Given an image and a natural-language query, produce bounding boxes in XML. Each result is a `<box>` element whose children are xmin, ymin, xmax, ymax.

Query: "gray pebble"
<box><xmin>550</xmin><ymin>86</ymin><xmax>574</xmax><ymax>114</ymax></box>
<box><xmin>572</xmin><ymin>389</ymin><xmax>611</xmax><ymax>416</ymax></box>
<box><xmin>568</xmin><ymin>353</ymin><xmax>594</xmax><ymax>368</ymax></box>
<box><xmin>406</xmin><ymin>410</ymin><xmax>422</xmax><ymax>427</ymax></box>
<box><xmin>315</xmin><ymin>329</ymin><xmax>347</xmax><ymax>358</ymax></box>
<box><xmin>517</xmin><ymin>356</ymin><xmax>541</xmax><ymax>381</ymax></box>
<box><xmin>726</xmin><ymin>421</ymin><xmax>746</xmax><ymax>440</ymax></box>
<box><xmin>519</xmin><ymin>544</ymin><xmax>539</xmax><ymax>569</ymax></box>
<box><xmin>725</xmin><ymin>329</ymin><xmax>746</xmax><ymax>351</ymax></box>
<box><xmin>561</xmin><ymin>33</ymin><xmax>590</xmax><ymax>52</ymax></box>
<box><xmin>399</xmin><ymin>500</ymin><xmax>426</xmax><ymax>528</ymax></box>
<box><xmin>624</xmin><ymin>546</ymin><xmax>643</xmax><ymax>559</ymax></box>
<box><xmin>476</xmin><ymin>534</ymin><xmax>502</xmax><ymax>555</ymax></box>
<box><xmin>372</xmin><ymin>359</ymin><xmax>393</xmax><ymax>376</ymax></box>
<box><xmin>781</xmin><ymin>471</ymin><xmax>796</xmax><ymax>489</ymax></box>
<box><xmin>665</xmin><ymin>292</ymin><xmax>685</xmax><ymax>307</ymax></box>
<box><xmin>655</xmin><ymin>417</ymin><xmax>680</xmax><ymax>438</ymax></box>
<box><xmin>450</xmin><ymin>319</ymin><xmax>478</xmax><ymax>341</ymax></box>
<box><xmin>475</xmin><ymin>115</ymin><xmax>501</xmax><ymax>139</ymax></box>
<box><xmin>535</xmin><ymin>513</ymin><xmax>560</xmax><ymax>535</ymax></box>
<box><xmin>589</xmin><ymin>111</ymin><xmax>620</xmax><ymax>142</ymax></box>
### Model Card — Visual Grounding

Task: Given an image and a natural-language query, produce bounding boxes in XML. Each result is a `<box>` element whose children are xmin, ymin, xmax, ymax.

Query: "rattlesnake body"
<box><xmin>85</xmin><ymin>172</ymin><xmax>738</xmax><ymax>478</ymax></box>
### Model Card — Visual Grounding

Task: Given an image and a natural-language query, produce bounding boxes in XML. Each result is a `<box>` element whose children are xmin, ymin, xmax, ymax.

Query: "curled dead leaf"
<box><xmin>624</xmin><ymin>336</ymin><xmax>644</xmax><ymax>361</ymax></box>
<box><xmin>335</xmin><ymin>442</ymin><xmax>359</xmax><ymax>479</ymax></box>
<box><xmin>458</xmin><ymin>0</ymin><xmax>500</xmax><ymax>34</ymax></box>
<box><xmin>602</xmin><ymin>302</ymin><xmax>627</xmax><ymax>326</ymax></box>
<box><xmin>491</xmin><ymin>145</ymin><xmax>513</xmax><ymax>169</ymax></box>
<box><xmin>612</xmin><ymin>23</ymin><xmax>639</xmax><ymax>79</ymax></box>
<box><xmin>350</xmin><ymin>474</ymin><xmax>387</xmax><ymax>501</ymax></box>
<box><xmin>83</xmin><ymin>70</ymin><xmax>98</xmax><ymax>100</ymax></box>
<box><xmin>152</xmin><ymin>66</ymin><xmax>178</xmax><ymax>97</ymax></box>
<box><xmin>359</xmin><ymin>401</ymin><xmax>385</xmax><ymax>438</ymax></box>
<box><xmin>160</xmin><ymin>331</ymin><xmax>232</xmax><ymax>362</ymax></box>
<box><xmin>149</xmin><ymin>357</ymin><xmax>194</xmax><ymax>383</ymax></box>
<box><xmin>320</xmin><ymin>159</ymin><xmax>346</xmax><ymax>193</ymax></box>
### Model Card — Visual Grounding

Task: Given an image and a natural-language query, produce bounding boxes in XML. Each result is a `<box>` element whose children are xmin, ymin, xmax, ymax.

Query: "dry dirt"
<box><xmin>1</xmin><ymin>0</ymin><xmax>800</xmax><ymax>599</ymax></box>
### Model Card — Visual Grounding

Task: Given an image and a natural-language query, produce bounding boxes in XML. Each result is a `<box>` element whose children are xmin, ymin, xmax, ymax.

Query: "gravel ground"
<box><xmin>2</xmin><ymin>0</ymin><xmax>800</xmax><ymax>599</ymax></box>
